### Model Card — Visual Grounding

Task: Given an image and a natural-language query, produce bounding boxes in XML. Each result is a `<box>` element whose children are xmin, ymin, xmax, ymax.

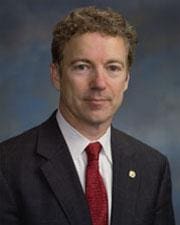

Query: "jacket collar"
<box><xmin>111</xmin><ymin>128</ymin><xmax>140</xmax><ymax>225</ymax></box>
<box><xmin>36</xmin><ymin>111</ymin><xmax>92</xmax><ymax>225</ymax></box>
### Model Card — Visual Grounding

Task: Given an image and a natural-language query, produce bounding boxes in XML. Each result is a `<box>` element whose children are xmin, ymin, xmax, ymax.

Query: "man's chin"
<box><xmin>84</xmin><ymin>114</ymin><xmax>112</xmax><ymax>127</ymax></box>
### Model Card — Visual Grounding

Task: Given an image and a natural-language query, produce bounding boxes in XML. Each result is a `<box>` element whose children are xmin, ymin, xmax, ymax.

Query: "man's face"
<box><xmin>51</xmin><ymin>32</ymin><xmax>129</xmax><ymax>129</ymax></box>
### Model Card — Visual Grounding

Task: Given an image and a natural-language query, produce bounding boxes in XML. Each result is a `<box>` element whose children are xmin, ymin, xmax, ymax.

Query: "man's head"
<box><xmin>50</xmin><ymin>7</ymin><xmax>138</xmax><ymax>138</ymax></box>
<box><xmin>51</xmin><ymin>6</ymin><xmax>137</xmax><ymax>70</ymax></box>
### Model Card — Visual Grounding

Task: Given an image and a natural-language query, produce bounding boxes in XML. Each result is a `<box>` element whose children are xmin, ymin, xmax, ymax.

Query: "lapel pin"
<box><xmin>129</xmin><ymin>170</ymin><xmax>136</xmax><ymax>178</ymax></box>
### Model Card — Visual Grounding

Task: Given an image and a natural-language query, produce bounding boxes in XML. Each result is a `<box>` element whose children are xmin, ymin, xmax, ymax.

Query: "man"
<box><xmin>0</xmin><ymin>6</ymin><xmax>175</xmax><ymax>225</ymax></box>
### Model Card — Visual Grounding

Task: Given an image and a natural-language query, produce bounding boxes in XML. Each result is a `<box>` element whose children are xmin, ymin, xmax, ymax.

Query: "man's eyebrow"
<box><xmin>106</xmin><ymin>60</ymin><xmax>125</xmax><ymax>67</ymax></box>
<box><xmin>70</xmin><ymin>59</ymin><xmax>91</xmax><ymax>65</ymax></box>
<box><xmin>70</xmin><ymin>58</ymin><xmax>126</xmax><ymax>68</ymax></box>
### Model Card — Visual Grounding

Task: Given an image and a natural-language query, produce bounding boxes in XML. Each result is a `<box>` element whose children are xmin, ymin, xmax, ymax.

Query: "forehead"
<box><xmin>63</xmin><ymin>32</ymin><xmax>128</xmax><ymax>61</ymax></box>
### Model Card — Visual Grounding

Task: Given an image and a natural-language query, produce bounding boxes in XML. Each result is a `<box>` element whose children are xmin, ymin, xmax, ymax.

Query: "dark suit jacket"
<box><xmin>0</xmin><ymin>112</ymin><xmax>175</xmax><ymax>225</ymax></box>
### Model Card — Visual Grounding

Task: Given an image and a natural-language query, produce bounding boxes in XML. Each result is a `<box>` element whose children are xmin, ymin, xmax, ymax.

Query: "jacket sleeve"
<box><xmin>0</xmin><ymin>147</ymin><xmax>22</xmax><ymax>225</ymax></box>
<box><xmin>154</xmin><ymin>157</ymin><xmax>176</xmax><ymax>225</ymax></box>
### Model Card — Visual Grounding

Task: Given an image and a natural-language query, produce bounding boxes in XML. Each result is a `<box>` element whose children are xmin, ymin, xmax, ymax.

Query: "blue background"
<box><xmin>0</xmin><ymin>0</ymin><xmax>179</xmax><ymax>223</ymax></box>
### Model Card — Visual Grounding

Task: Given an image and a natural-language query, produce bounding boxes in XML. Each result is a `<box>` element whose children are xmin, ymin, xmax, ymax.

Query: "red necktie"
<box><xmin>85</xmin><ymin>142</ymin><xmax>108</xmax><ymax>225</ymax></box>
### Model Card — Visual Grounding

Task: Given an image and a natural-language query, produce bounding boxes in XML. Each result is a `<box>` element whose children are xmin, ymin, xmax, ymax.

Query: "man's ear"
<box><xmin>50</xmin><ymin>63</ymin><xmax>61</xmax><ymax>91</ymax></box>
<box><xmin>123</xmin><ymin>73</ymin><xmax>130</xmax><ymax>92</ymax></box>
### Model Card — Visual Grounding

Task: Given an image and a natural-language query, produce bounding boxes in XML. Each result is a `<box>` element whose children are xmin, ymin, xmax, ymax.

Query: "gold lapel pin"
<box><xmin>128</xmin><ymin>170</ymin><xmax>136</xmax><ymax>178</ymax></box>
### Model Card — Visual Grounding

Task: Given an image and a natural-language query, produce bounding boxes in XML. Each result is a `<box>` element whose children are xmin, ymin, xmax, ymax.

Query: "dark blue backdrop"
<box><xmin>0</xmin><ymin>0</ymin><xmax>179</xmax><ymax>223</ymax></box>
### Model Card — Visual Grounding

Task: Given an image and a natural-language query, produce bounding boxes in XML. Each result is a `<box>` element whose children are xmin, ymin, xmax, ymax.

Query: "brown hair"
<box><xmin>51</xmin><ymin>6</ymin><xmax>138</xmax><ymax>69</ymax></box>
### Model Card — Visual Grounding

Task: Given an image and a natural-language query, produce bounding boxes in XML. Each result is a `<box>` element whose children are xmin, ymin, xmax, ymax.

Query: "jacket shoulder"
<box><xmin>112</xmin><ymin>127</ymin><xmax>168</xmax><ymax>163</ymax></box>
<box><xmin>0</xmin><ymin>111</ymin><xmax>57</xmax><ymax>150</ymax></box>
<box><xmin>0</xmin><ymin>111</ymin><xmax>57</xmax><ymax>159</ymax></box>
<box><xmin>0</xmin><ymin>124</ymin><xmax>40</xmax><ymax>152</ymax></box>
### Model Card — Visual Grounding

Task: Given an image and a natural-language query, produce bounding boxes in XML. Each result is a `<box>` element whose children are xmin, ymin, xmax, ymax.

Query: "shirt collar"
<box><xmin>56</xmin><ymin>110</ymin><xmax>112</xmax><ymax>163</ymax></box>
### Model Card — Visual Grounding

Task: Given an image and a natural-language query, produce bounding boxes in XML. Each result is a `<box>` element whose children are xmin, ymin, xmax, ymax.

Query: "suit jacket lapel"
<box><xmin>36</xmin><ymin>112</ymin><xmax>91</xmax><ymax>225</ymax></box>
<box><xmin>110</xmin><ymin>128</ymin><xmax>140</xmax><ymax>225</ymax></box>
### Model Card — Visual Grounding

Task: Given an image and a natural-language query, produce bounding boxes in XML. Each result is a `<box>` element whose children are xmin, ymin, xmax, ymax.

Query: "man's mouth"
<box><xmin>84</xmin><ymin>96</ymin><xmax>112</xmax><ymax>102</ymax></box>
<box><xmin>84</xmin><ymin>97</ymin><xmax>111</xmax><ymax>109</ymax></box>
<box><xmin>86</xmin><ymin>98</ymin><xmax>108</xmax><ymax>101</ymax></box>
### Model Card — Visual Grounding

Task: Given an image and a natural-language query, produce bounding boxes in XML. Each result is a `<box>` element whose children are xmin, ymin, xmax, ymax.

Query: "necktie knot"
<box><xmin>85</xmin><ymin>142</ymin><xmax>102</xmax><ymax>161</ymax></box>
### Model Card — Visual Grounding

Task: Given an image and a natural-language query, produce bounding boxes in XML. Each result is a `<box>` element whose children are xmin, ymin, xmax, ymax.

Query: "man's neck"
<box><xmin>59</xmin><ymin>108</ymin><xmax>111</xmax><ymax>141</ymax></box>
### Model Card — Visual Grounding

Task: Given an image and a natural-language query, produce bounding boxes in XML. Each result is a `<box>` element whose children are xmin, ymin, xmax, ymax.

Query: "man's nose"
<box><xmin>90</xmin><ymin>68</ymin><xmax>107</xmax><ymax>90</ymax></box>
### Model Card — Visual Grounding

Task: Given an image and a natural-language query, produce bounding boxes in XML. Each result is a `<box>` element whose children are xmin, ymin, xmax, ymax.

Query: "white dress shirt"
<box><xmin>56</xmin><ymin>110</ymin><xmax>112</xmax><ymax>224</ymax></box>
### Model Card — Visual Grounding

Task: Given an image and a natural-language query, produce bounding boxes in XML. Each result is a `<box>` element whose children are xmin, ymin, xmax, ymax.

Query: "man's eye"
<box><xmin>108</xmin><ymin>65</ymin><xmax>121</xmax><ymax>72</ymax></box>
<box><xmin>73</xmin><ymin>64</ymin><xmax>89</xmax><ymax>70</ymax></box>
